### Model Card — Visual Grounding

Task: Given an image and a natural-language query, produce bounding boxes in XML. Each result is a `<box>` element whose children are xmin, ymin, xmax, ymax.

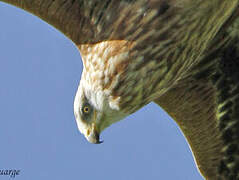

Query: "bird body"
<box><xmin>1</xmin><ymin>0</ymin><xmax>239</xmax><ymax>179</ymax></box>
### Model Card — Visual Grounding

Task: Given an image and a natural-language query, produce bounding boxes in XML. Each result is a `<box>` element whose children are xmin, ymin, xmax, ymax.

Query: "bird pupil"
<box><xmin>84</xmin><ymin>107</ymin><xmax>89</xmax><ymax>112</ymax></box>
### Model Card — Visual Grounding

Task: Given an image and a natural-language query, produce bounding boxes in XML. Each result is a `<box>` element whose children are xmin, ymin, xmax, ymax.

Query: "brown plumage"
<box><xmin>1</xmin><ymin>0</ymin><xmax>239</xmax><ymax>179</ymax></box>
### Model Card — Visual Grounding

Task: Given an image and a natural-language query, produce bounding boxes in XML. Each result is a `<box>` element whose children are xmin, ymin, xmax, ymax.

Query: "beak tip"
<box><xmin>97</xmin><ymin>140</ymin><xmax>104</xmax><ymax>144</ymax></box>
<box><xmin>87</xmin><ymin>139</ymin><xmax>104</xmax><ymax>144</ymax></box>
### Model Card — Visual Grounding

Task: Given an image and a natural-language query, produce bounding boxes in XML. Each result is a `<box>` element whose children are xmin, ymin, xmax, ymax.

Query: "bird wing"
<box><xmin>1</xmin><ymin>0</ymin><xmax>235</xmax><ymax>49</ymax></box>
<box><xmin>154</xmin><ymin>79</ymin><xmax>224</xmax><ymax>180</ymax></box>
<box><xmin>154</xmin><ymin>29</ymin><xmax>239</xmax><ymax>179</ymax></box>
<box><xmin>0</xmin><ymin>0</ymin><xmax>158</xmax><ymax>45</ymax></box>
<box><xmin>0</xmin><ymin>0</ymin><xmax>196</xmax><ymax>46</ymax></box>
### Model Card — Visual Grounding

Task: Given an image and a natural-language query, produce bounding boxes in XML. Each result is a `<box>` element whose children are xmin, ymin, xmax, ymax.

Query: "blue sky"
<box><xmin>0</xmin><ymin>2</ymin><xmax>203</xmax><ymax>180</ymax></box>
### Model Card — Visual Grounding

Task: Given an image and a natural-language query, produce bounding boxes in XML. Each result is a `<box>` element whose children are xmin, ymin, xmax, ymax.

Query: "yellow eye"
<box><xmin>83</xmin><ymin>106</ymin><xmax>90</xmax><ymax>113</ymax></box>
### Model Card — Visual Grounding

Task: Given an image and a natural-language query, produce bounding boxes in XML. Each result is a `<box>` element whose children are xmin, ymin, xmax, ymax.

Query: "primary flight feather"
<box><xmin>1</xmin><ymin>0</ymin><xmax>239</xmax><ymax>179</ymax></box>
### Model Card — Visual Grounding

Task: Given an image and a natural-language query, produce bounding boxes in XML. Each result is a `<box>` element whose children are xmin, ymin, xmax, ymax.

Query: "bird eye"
<box><xmin>81</xmin><ymin>103</ymin><xmax>92</xmax><ymax>117</ymax></box>
<box><xmin>83</xmin><ymin>106</ymin><xmax>90</xmax><ymax>114</ymax></box>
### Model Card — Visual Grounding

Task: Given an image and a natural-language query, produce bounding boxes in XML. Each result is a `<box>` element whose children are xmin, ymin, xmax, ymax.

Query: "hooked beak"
<box><xmin>86</xmin><ymin>129</ymin><xmax>103</xmax><ymax>144</ymax></box>
<box><xmin>85</xmin><ymin>110</ymin><xmax>103</xmax><ymax>144</ymax></box>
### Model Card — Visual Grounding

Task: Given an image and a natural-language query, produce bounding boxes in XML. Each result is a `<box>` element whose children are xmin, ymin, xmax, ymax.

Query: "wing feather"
<box><xmin>154</xmin><ymin>33</ymin><xmax>239</xmax><ymax>179</ymax></box>
<box><xmin>0</xmin><ymin>0</ymin><xmax>94</xmax><ymax>44</ymax></box>
<box><xmin>155</xmin><ymin>79</ymin><xmax>224</xmax><ymax>179</ymax></box>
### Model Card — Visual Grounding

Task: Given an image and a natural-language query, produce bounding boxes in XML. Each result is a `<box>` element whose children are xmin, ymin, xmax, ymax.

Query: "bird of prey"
<box><xmin>1</xmin><ymin>0</ymin><xmax>239</xmax><ymax>179</ymax></box>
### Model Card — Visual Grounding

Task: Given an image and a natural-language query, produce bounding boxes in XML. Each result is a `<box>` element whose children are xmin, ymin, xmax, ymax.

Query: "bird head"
<box><xmin>74</xmin><ymin>78</ymin><xmax>127</xmax><ymax>144</ymax></box>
